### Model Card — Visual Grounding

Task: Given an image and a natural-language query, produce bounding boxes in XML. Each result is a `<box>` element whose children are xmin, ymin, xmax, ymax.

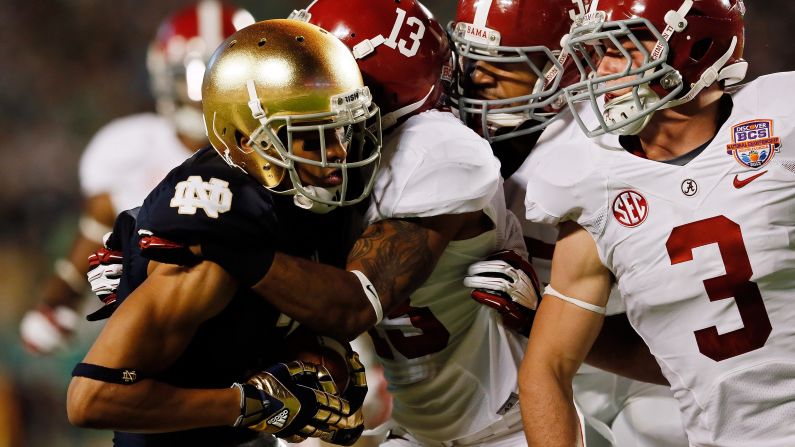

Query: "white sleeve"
<box><xmin>366</xmin><ymin>113</ymin><xmax>501</xmax><ymax>222</ymax></box>
<box><xmin>523</xmin><ymin>138</ymin><xmax>607</xmax><ymax>230</ymax></box>
<box><xmin>78</xmin><ymin>114</ymin><xmax>161</xmax><ymax>198</ymax></box>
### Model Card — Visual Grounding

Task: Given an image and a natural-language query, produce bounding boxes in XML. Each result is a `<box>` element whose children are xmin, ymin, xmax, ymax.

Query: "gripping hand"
<box><xmin>86</xmin><ymin>245</ymin><xmax>122</xmax><ymax>308</ymax></box>
<box><xmin>234</xmin><ymin>361</ymin><xmax>364</xmax><ymax>445</ymax></box>
<box><xmin>463</xmin><ymin>250</ymin><xmax>541</xmax><ymax>336</ymax></box>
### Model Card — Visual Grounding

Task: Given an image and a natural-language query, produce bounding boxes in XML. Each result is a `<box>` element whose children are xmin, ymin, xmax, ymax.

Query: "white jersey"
<box><xmin>79</xmin><ymin>113</ymin><xmax>194</xmax><ymax>213</ymax></box>
<box><xmin>508</xmin><ymin>115</ymin><xmax>686</xmax><ymax>447</ymax></box>
<box><xmin>366</xmin><ymin>110</ymin><xmax>528</xmax><ymax>443</ymax></box>
<box><xmin>524</xmin><ymin>72</ymin><xmax>795</xmax><ymax>447</ymax></box>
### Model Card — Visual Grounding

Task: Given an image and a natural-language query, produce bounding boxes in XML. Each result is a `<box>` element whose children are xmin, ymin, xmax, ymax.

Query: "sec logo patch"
<box><xmin>613</xmin><ymin>190</ymin><xmax>648</xmax><ymax>227</ymax></box>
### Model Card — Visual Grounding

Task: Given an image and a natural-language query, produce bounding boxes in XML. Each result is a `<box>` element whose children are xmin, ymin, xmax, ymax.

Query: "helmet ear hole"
<box><xmin>690</xmin><ymin>38</ymin><xmax>713</xmax><ymax>62</ymax></box>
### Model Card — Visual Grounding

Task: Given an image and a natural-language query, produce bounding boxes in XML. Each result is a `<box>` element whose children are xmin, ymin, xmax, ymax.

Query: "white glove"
<box><xmin>20</xmin><ymin>305</ymin><xmax>79</xmax><ymax>355</ymax></box>
<box><xmin>86</xmin><ymin>247</ymin><xmax>123</xmax><ymax>302</ymax></box>
<box><xmin>463</xmin><ymin>250</ymin><xmax>541</xmax><ymax>310</ymax></box>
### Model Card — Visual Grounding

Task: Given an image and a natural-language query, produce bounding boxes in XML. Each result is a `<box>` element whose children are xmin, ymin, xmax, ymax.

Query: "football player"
<box><xmin>19</xmin><ymin>0</ymin><xmax>255</xmax><ymax>354</ymax></box>
<box><xmin>451</xmin><ymin>0</ymin><xmax>688</xmax><ymax>446</ymax></box>
<box><xmin>519</xmin><ymin>0</ymin><xmax>795</xmax><ymax>446</ymax></box>
<box><xmin>243</xmin><ymin>1</ymin><xmax>537</xmax><ymax>444</ymax></box>
<box><xmin>66</xmin><ymin>20</ymin><xmax>380</xmax><ymax>446</ymax></box>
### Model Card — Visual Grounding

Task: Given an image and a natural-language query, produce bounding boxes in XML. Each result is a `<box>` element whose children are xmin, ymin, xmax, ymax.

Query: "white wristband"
<box><xmin>545</xmin><ymin>285</ymin><xmax>606</xmax><ymax>315</ymax></box>
<box><xmin>230</xmin><ymin>382</ymin><xmax>246</xmax><ymax>427</ymax></box>
<box><xmin>350</xmin><ymin>270</ymin><xmax>383</xmax><ymax>325</ymax></box>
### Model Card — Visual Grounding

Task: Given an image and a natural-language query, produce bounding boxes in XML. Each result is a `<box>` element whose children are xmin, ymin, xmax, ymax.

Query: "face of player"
<box><xmin>290</xmin><ymin>127</ymin><xmax>349</xmax><ymax>189</ymax></box>
<box><xmin>595</xmin><ymin>37</ymin><xmax>657</xmax><ymax>101</ymax></box>
<box><xmin>465</xmin><ymin>59</ymin><xmax>539</xmax><ymax>107</ymax></box>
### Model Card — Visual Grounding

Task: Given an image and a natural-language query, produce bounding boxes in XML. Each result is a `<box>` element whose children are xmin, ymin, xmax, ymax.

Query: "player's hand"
<box><xmin>19</xmin><ymin>304</ymin><xmax>80</xmax><ymax>355</ymax></box>
<box><xmin>87</xmin><ymin>247</ymin><xmax>123</xmax><ymax>306</ymax></box>
<box><xmin>235</xmin><ymin>361</ymin><xmax>364</xmax><ymax>445</ymax></box>
<box><xmin>340</xmin><ymin>349</ymin><xmax>368</xmax><ymax>412</ymax></box>
<box><xmin>463</xmin><ymin>250</ymin><xmax>541</xmax><ymax>336</ymax></box>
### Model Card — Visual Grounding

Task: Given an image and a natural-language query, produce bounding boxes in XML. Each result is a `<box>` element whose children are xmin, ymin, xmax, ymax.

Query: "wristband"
<box><xmin>349</xmin><ymin>270</ymin><xmax>383</xmax><ymax>324</ymax></box>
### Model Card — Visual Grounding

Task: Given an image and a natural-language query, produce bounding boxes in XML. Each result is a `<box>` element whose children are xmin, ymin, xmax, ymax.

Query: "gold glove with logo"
<box><xmin>232</xmin><ymin>360</ymin><xmax>364</xmax><ymax>445</ymax></box>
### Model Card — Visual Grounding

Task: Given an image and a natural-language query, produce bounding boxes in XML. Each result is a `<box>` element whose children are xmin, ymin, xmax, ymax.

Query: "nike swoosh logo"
<box><xmin>733</xmin><ymin>170</ymin><xmax>768</xmax><ymax>189</ymax></box>
<box><xmin>365</xmin><ymin>284</ymin><xmax>378</xmax><ymax>298</ymax></box>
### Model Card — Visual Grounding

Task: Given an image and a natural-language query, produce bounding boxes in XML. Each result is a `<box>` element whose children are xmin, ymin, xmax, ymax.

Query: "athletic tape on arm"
<box><xmin>545</xmin><ymin>285</ymin><xmax>606</xmax><ymax>315</ymax></box>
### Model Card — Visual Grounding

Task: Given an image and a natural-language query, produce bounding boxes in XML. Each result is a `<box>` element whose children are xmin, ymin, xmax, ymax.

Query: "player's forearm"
<box><xmin>67</xmin><ymin>377</ymin><xmax>239</xmax><ymax>431</ymax></box>
<box><xmin>39</xmin><ymin>233</ymin><xmax>101</xmax><ymax>308</ymax></box>
<box><xmin>519</xmin><ymin>361</ymin><xmax>581</xmax><ymax>447</ymax></box>
<box><xmin>254</xmin><ymin>253</ymin><xmax>377</xmax><ymax>339</ymax></box>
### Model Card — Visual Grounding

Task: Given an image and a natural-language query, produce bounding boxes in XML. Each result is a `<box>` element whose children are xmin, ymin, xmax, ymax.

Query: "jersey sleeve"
<box><xmin>523</xmin><ymin>131</ymin><xmax>608</xmax><ymax>230</ymax></box>
<box><xmin>135</xmin><ymin>148</ymin><xmax>279</xmax><ymax>286</ymax></box>
<box><xmin>365</xmin><ymin>112</ymin><xmax>501</xmax><ymax>222</ymax></box>
<box><xmin>78</xmin><ymin>114</ymin><xmax>159</xmax><ymax>199</ymax></box>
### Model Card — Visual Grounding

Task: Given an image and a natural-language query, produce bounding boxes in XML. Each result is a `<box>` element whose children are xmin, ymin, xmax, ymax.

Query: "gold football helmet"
<box><xmin>202</xmin><ymin>19</ymin><xmax>382</xmax><ymax>212</ymax></box>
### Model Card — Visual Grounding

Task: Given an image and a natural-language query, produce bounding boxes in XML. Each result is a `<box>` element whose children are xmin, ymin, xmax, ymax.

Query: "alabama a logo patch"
<box><xmin>613</xmin><ymin>190</ymin><xmax>648</xmax><ymax>228</ymax></box>
<box><xmin>726</xmin><ymin>119</ymin><xmax>781</xmax><ymax>169</ymax></box>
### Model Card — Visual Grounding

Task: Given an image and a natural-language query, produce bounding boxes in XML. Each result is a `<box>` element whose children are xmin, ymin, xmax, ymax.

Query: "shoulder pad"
<box><xmin>524</xmin><ymin>133</ymin><xmax>608</xmax><ymax>228</ymax></box>
<box><xmin>366</xmin><ymin>112</ymin><xmax>501</xmax><ymax>221</ymax></box>
<box><xmin>136</xmin><ymin>148</ymin><xmax>278</xmax><ymax>255</ymax></box>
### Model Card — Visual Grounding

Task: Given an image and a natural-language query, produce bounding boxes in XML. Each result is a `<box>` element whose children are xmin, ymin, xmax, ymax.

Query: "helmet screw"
<box><xmin>661</xmin><ymin>71</ymin><xmax>683</xmax><ymax>90</ymax></box>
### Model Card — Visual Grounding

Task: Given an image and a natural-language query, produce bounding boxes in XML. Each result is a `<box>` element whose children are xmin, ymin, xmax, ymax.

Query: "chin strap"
<box><xmin>381</xmin><ymin>86</ymin><xmax>434</xmax><ymax>130</ymax></box>
<box><xmin>662</xmin><ymin>36</ymin><xmax>740</xmax><ymax>110</ymax></box>
<box><xmin>293</xmin><ymin>185</ymin><xmax>340</xmax><ymax>214</ymax></box>
<box><xmin>486</xmin><ymin>112</ymin><xmax>529</xmax><ymax>129</ymax></box>
<box><xmin>602</xmin><ymin>84</ymin><xmax>661</xmax><ymax>136</ymax></box>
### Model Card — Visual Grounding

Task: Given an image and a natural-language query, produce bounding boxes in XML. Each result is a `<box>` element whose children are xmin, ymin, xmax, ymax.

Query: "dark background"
<box><xmin>0</xmin><ymin>1</ymin><xmax>792</xmax><ymax>445</ymax></box>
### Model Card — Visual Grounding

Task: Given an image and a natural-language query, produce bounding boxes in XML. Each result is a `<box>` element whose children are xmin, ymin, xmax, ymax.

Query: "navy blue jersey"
<box><xmin>110</xmin><ymin>147</ymin><xmax>359</xmax><ymax>446</ymax></box>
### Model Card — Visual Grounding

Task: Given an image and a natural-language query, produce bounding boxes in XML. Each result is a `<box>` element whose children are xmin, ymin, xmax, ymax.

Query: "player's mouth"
<box><xmin>475</xmin><ymin>92</ymin><xmax>501</xmax><ymax>101</ymax></box>
<box><xmin>323</xmin><ymin>169</ymin><xmax>343</xmax><ymax>186</ymax></box>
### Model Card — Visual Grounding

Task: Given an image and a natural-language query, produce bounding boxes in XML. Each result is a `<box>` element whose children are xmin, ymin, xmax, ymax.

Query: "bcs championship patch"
<box><xmin>726</xmin><ymin>119</ymin><xmax>782</xmax><ymax>169</ymax></box>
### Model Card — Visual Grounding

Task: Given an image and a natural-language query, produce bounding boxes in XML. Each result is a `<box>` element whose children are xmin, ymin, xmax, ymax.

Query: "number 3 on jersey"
<box><xmin>666</xmin><ymin>215</ymin><xmax>772</xmax><ymax>362</ymax></box>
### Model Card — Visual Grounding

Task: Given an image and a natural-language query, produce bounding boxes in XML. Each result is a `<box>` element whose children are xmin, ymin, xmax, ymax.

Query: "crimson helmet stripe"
<box><xmin>198</xmin><ymin>0</ymin><xmax>224</xmax><ymax>52</ymax></box>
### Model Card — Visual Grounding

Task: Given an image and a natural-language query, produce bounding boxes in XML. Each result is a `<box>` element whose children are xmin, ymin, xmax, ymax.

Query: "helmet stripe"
<box><xmin>473</xmin><ymin>0</ymin><xmax>493</xmax><ymax>28</ymax></box>
<box><xmin>198</xmin><ymin>0</ymin><xmax>224</xmax><ymax>53</ymax></box>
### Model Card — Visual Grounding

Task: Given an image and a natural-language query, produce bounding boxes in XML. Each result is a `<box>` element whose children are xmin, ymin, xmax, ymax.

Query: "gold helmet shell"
<box><xmin>202</xmin><ymin>19</ymin><xmax>381</xmax><ymax>209</ymax></box>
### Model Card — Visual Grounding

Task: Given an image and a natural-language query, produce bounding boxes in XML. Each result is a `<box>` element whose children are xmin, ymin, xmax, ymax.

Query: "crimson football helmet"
<box><xmin>147</xmin><ymin>1</ymin><xmax>254</xmax><ymax>141</ymax></box>
<box><xmin>563</xmin><ymin>0</ymin><xmax>747</xmax><ymax>136</ymax></box>
<box><xmin>450</xmin><ymin>0</ymin><xmax>584</xmax><ymax>143</ymax></box>
<box><xmin>290</xmin><ymin>0</ymin><xmax>453</xmax><ymax>130</ymax></box>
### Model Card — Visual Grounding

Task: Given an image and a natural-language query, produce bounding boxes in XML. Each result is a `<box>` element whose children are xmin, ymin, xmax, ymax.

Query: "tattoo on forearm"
<box><xmin>347</xmin><ymin>220</ymin><xmax>435</xmax><ymax>304</ymax></box>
